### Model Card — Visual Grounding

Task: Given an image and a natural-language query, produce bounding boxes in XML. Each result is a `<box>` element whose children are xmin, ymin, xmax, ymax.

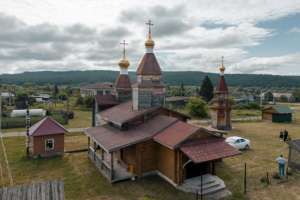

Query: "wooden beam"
<box><xmin>111</xmin><ymin>153</ymin><xmax>114</xmax><ymax>180</ymax></box>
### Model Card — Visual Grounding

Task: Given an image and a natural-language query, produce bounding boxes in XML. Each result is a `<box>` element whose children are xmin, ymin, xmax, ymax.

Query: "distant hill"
<box><xmin>0</xmin><ymin>70</ymin><xmax>300</xmax><ymax>88</ymax></box>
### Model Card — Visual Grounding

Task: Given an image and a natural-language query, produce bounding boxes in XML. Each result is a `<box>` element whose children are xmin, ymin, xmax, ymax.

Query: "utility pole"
<box><xmin>26</xmin><ymin>100</ymin><xmax>31</xmax><ymax>157</ymax></box>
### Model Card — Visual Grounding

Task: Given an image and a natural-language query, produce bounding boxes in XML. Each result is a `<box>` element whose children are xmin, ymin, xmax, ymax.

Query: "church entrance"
<box><xmin>185</xmin><ymin>161</ymin><xmax>212</xmax><ymax>179</ymax></box>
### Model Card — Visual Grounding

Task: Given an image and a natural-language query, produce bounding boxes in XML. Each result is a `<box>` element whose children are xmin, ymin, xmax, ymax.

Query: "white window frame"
<box><xmin>45</xmin><ymin>138</ymin><xmax>55</xmax><ymax>151</ymax></box>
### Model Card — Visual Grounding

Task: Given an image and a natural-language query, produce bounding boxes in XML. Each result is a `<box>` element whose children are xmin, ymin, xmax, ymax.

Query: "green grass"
<box><xmin>231</xmin><ymin>109</ymin><xmax>261</xmax><ymax>118</ymax></box>
<box><xmin>65</xmin><ymin>110</ymin><xmax>91</xmax><ymax>128</ymax></box>
<box><xmin>1</xmin><ymin>136</ymin><xmax>195</xmax><ymax>200</ymax></box>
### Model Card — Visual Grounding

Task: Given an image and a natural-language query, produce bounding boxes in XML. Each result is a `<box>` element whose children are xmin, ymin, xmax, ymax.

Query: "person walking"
<box><xmin>276</xmin><ymin>155</ymin><xmax>287</xmax><ymax>177</ymax></box>
<box><xmin>283</xmin><ymin>130</ymin><xmax>289</xmax><ymax>142</ymax></box>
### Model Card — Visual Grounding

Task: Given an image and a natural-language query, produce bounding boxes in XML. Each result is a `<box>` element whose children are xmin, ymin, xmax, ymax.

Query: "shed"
<box><xmin>262</xmin><ymin>105</ymin><xmax>293</xmax><ymax>123</ymax></box>
<box><xmin>28</xmin><ymin>117</ymin><xmax>68</xmax><ymax>158</ymax></box>
<box><xmin>288</xmin><ymin>139</ymin><xmax>300</xmax><ymax>171</ymax></box>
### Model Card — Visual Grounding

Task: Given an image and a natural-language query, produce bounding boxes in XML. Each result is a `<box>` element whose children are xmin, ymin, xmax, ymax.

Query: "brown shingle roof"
<box><xmin>100</xmin><ymin>101</ymin><xmax>159</xmax><ymax>126</ymax></box>
<box><xmin>180</xmin><ymin>137</ymin><xmax>240</xmax><ymax>163</ymax></box>
<box><xmin>85</xmin><ymin>115</ymin><xmax>178</xmax><ymax>152</ymax></box>
<box><xmin>29</xmin><ymin>117</ymin><xmax>68</xmax><ymax>136</ymax></box>
<box><xmin>136</xmin><ymin>53</ymin><xmax>161</xmax><ymax>76</ymax></box>
<box><xmin>95</xmin><ymin>94</ymin><xmax>119</xmax><ymax>106</ymax></box>
<box><xmin>154</xmin><ymin>121</ymin><xmax>199</xmax><ymax>149</ymax></box>
<box><xmin>115</xmin><ymin>74</ymin><xmax>131</xmax><ymax>89</ymax></box>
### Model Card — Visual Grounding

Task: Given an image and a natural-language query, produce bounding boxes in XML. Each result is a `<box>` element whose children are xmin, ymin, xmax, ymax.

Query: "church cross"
<box><xmin>145</xmin><ymin>19</ymin><xmax>154</xmax><ymax>36</ymax></box>
<box><xmin>221</xmin><ymin>56</ymin><xmax>224</xmax><ymax>66</ymax></box>
<box><xmin>120</xmin><ymin>40</ymin><xmax>128</xmax><ymax>58</ymax></box>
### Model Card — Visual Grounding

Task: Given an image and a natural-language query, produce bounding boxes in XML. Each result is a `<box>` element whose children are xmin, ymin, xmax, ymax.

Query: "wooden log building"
<box><xmin>85</xmin><ymin>22</ymin><xmax>240</xmax><ymax>187</ymax></box>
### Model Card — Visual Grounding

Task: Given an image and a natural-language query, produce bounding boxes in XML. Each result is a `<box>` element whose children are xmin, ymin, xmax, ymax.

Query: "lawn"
<box><xmin>0</xmin><ymin>134</ymin><xmax>195</xmax><ymax>200</ymax></box>
<box><xmin>1</xmin><ymin>103</ymin><xmax>300</xmax><ymax>200</ymax></box>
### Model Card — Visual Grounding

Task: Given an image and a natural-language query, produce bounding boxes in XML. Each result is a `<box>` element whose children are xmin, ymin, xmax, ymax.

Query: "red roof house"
<box><xmin>28</xmin><ymin>117</ymin><xmax>67</xmax><ymax>158</ymax></box>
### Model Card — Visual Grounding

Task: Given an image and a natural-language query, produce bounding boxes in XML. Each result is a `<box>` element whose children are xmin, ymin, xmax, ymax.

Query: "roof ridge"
<box><xmin>30</xmin><ymin>117</ymin><xmax>49</xmax><ymax>136</ymax></box>
<box><xmin>152</xmin><ymin>116</ymin><xmax>180</xmax><ymax>138</ymax></box>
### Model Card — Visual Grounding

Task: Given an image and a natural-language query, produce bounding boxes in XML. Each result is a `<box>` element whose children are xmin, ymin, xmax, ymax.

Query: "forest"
<box><xmin>0</xmin><ymin>70</ymin><xmax>300</xmax><ymax>88</ymax></box>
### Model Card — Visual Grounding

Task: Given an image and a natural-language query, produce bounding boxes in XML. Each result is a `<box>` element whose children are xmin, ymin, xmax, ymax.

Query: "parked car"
<box><xmin>225</xmin><ymin>136</ymin><xmax>250</xmax><ymax>150</ymax></box>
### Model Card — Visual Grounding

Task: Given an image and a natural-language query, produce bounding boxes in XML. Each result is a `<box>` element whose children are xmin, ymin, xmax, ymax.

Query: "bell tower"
<box><xmin>132</xmin><ymin>20</ymin><xmax>165</xmax><ymax>110</ymax></box>
<box><xmin>115</xmin><ymin>40</ymin><xmax>132</xmax><ymax>102</ymax></box>
<box><xmin>209</xmin><ymin>57</ymin><xmax>232</xmax><ymax>130</ymax></box>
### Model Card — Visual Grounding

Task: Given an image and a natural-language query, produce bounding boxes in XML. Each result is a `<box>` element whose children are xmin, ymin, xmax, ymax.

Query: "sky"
<box><xmin>0</xmin><ymin>0</ymin><xmax>299</xmax><ymax>75</ymax></box>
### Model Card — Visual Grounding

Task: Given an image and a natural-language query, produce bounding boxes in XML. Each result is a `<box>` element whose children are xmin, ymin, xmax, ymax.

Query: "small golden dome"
<box><xmin>118</xmin><ymin>58</ymin><xmax>130</xmax><ymax>68</ymax></box>
<box><xmin>145</xmin><ymin>36</ymin><xmax>155</xmax><ymax>48</ymax></box>
<box><xmin>219</xmin><ymin>64</ymin><xmax>225</xmax><ymax>73</ymax></box>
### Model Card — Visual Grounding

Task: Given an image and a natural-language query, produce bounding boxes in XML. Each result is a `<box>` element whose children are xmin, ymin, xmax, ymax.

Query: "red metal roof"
<box><xmin>115</xmin><ymin>74</ymin><xmax>131</xmax><ymax>89</ymax></box>
<box><xmin>29</xmin><ymin>117</ymin><xmax>68</xmax><ymax>136</ymax></box>
<box><xmin>154</xmin><ymin>121</ymin><xmax>200</xmax><ymax>149</ymax></box>
<box><xmin>137</xmin><ymin>53</ymin><xmax>161</xmax><ymax>76</ymax></box>
<box><xmin>85</xmin><ymin>115</ymin><xmax>178</xmax><ymax>152</ymax></box>
<box><xmin>216</xmin><ymin>76</ymin><xmax>228</xmax><ymax>92</ymax></box>
<box><xmin>95</xmin><ymin>94</ymin><xmax>119</xmax><ymax>106</ymax></box>
<box><xmin>180</xmin><ymin>137</ymin><xmax>240</xmax><ymax>163</ymax></box>
<box><xmin>100</xmin><ymin>101</ymin><xmax>159</xmax><ymax>126</ymax></box>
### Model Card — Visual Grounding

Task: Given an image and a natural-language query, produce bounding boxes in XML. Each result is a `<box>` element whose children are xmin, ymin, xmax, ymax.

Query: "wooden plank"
<box><xmin>0</xmin><ymin>181</ymin><xmax>64</xmax><ymax>200</ymax></box>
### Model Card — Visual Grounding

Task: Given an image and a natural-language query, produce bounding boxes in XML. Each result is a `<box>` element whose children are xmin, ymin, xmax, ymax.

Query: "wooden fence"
<box><xmin>0</xmin><ymin>180</ymin><xmax>64</xmax><ymax>200</ymax></box>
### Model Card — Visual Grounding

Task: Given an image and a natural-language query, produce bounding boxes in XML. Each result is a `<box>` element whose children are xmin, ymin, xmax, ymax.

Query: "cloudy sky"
<box><xmin>0</xmin><ymin>0</ymin><xmax>299</xmax><ymax>75</ymax></box>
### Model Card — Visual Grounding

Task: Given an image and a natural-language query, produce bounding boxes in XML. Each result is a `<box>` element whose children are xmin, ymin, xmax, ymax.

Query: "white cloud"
<box><xmin>289</xmin><ymin>27</ymin><xmax>300</xmax><ymax>33</ymax></box>
<box><xmin>228</xmin><ymin>53</ymin><xmax>300</xmax><ymax>74</ymax></box>
<box><xmin>0</xmin><ymin>0</ymin><xmax>299</xmax><ymax>74</ymax></box>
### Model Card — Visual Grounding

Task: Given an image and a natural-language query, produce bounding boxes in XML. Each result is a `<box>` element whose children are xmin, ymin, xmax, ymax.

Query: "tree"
<box><xmin>76</xmin><ymin>96</ymin><xmax>84</xmax><ymax>106</ymax></box>
<box><xmin>15</xmin><ymin>92</ymin><xmax>29</xmax><ymax>109</ymax></box>
<box><xmin>199</xmin><ymin>76</ymin><xmax>214</xmax><ymax>102</ymax></box>
<box><xmin>292</xmin><ymin>90</ymin><xmax>300</xmax><ymax>102</ymax></box>
<box><xmin>180</xmin><ymin>82</ymin><xmax>185</xmax><ymax>96</ymax></box>
<box><xmin>53</xmin><ymin>84</ymin><xmax>59</xmax><ymax>106</ymax></box>
<box><xmin>84</xmin><ymin>96</ymin><xmax>94</xmax><ymax>108</ymax></box>
<box><xmin>186</xmin><ymin>97</ymin><xmax>208</xmax><ymax>118</ymax></box>
<box><xmin>264</xmin><ymin>91</ymin><xmax>273</xmax><ymax>102</ymax></box>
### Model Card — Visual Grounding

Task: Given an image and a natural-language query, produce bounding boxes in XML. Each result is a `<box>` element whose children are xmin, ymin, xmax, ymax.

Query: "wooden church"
<box><xmin>85</xmin><ymin>21</ymin><xmax>240</xmax><ymax>187</ymax></box>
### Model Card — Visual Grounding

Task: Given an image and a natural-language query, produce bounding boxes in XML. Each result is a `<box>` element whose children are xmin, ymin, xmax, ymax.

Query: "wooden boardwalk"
<box><xmin>0</xmin><ymin>180</ymin><xmax>64</xmax><ymax>200</ymax></box>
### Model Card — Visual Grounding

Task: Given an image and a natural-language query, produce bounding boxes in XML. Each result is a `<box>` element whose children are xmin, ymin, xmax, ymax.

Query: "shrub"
<box><xmin>186</xmin><ymin>97</ymin><xmax>208</xmax><ymax>118</ymax></box>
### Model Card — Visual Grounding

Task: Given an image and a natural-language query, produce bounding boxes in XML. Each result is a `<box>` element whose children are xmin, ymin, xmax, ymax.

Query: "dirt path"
<box><xmin>0</xmin><ymin>133</ymin><xmax>14</xmax><ymax>186</ymax></box>
<box><xmin>2</xmin><ymin>127</ymin><xmax>88</xmax><ymax>138</ymax></box>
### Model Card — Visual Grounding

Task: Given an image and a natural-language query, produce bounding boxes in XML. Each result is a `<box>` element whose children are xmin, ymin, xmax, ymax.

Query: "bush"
<box><xmin>186</xmin><ymin>97</ymin><xmax>208</xmax><ymax>118</ymax></box>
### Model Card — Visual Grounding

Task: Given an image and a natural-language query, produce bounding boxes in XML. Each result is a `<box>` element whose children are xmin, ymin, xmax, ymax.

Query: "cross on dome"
<box><xmin>120</xmin><ymin>40</ymin><xmax>128</xmax><ymax>59</ymax></box>
<box><xmin>219</xmin><ymin>56</ymin><xmax>226</xmax><ymax>75</ymax></box>
<box><xmin>145</xmin><ymin>20</ymin><xmax>155</xmax><ymax>49</ymax></box>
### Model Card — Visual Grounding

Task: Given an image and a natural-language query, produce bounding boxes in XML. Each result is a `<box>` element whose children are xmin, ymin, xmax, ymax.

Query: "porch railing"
<box><xmin>88</xmin><ymin>147</ymin><xmax>112</xmax><ymax>181</ymax></box>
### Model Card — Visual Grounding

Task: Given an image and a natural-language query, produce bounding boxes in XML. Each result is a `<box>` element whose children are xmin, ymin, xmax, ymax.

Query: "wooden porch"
<box><xmin>87</xmin><ymin>145</ymin><xmax>134</xmax><ymax>183</ymax></box>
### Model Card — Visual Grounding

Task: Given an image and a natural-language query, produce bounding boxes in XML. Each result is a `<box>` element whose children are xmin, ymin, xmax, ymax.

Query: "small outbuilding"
<box><xmin>288</xmin><ymin>139</ymin><xmax>300</xmax><ymax>171</ymax></box>
<box><xmin>262</xmin><ymin>105</ymin><xmax>293</xmax><ymax>123</ymax></box>
<box><xmin>28</xmin><ymin>117</ymin><xmax>68</xmax><ymax>158</ymax></box>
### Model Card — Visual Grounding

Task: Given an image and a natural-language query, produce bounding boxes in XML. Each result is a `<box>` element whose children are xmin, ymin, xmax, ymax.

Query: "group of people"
<box><xmin>279</xmin><ymin>129</ymin><xmax>289</xmax><ymax>142</ymax></box>
<box><xmin>276</xmin><ymin>129</ymin><xmax>289</xmax><ymax>177</ymax></box>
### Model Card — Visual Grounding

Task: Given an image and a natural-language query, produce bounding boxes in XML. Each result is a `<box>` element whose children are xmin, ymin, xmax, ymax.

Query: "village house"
<box><xmin>262</xmin><ymin>105</ymin><xmax>293</xmax><ymax>123</ymax></box>
<box><xmin>27</xmin><ymin>117</ymin><xmax>68</xmax><ymax>158</ymax></box>
<box><xmin>80</xmin><ymin>82</ymin><xmax>114</xmax><ymax>97</ymax></box>
<box><xmin>85</xmin><ymin>21</ymin><xmax>240</xmax><ymax>195</ymax></box>
<box><xmin>273</xmin><ymin>92</ymin><xmax>295</xmax><ymax>103</ymax></box>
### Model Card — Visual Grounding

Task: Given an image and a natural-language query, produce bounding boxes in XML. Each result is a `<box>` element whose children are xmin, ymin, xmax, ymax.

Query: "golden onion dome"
<box><xmin>145</xmin><ymin>36</ymin><xmax>155</xmax><ymax>48</ymax></box>
<box><xmin>219</xmin><ymin>64</ymin><xmax>225</xmax><ymax>73</ymax></box>
<box><xmin>118</xmin><ymin>58</ymin><xmax>130</xmax><ymax>68</ymax></box>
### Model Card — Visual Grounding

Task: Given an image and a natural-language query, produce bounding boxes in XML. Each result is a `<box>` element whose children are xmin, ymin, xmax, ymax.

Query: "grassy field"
<box><xmin>0</xmin><ymin>135</ymin><xmax>195</xmax><ymax>200</ymax></box>
<box><xmin>1</xmin><ymin>103</ymin><xmax>300</xmax><ymax>200</ymax></box>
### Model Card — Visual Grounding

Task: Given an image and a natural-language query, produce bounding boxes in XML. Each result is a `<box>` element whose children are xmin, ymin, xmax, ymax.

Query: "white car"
<box><xmin>225</xmin><ymin>136</ymin><xmax>250</xmax><ymax>150</ymax></box>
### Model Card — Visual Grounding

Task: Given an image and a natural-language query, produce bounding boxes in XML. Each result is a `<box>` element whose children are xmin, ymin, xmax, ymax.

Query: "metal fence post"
<box><xmin>244</xmin><ymin>163</ymin><xmax>247</xmax><ymax>194</ymax></box>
